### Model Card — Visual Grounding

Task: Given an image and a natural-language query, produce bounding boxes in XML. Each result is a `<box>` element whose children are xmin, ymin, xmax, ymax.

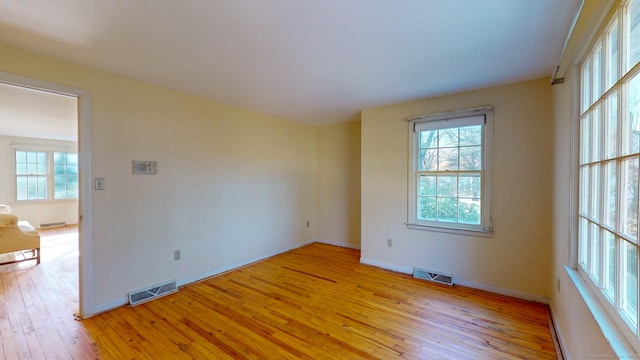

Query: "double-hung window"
<box><xmin>578</xmin><ymin>0</ymin><xmax>640</xmax><ymax>343</ymax></box>
<box><xmin>408</xmin><ymin>107</ymin><xmax>493</xmax><ymax>236</ymax></box>
<box><xmin>15</xmin><ymin>150</ymin><xmax>48</xmax><ymax>201</ymax></box>
<box><xmin>14</xmin><ymin>147</ymin><xmax>78</xmax><ymax>202</ymax></box>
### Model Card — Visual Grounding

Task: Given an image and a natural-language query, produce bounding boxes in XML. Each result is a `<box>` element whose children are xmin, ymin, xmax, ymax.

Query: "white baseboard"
<box><xmin>316</xmin><ymin>239</ymin><xmax>361</xmax><ymax>250</ymax></box>
<box><xmin>359</xmin><ymin>257</ymin><xmax>413</xmax><ymax>274</ymax></box>
<box><xmin>548</xmin><ymin>303</ymin><xmax>571</xmax><ymax>360</ymax></box>
<box><xmin>360</xmin><ymin>257</ymin><xmax>550</xmax><ymax>304</ymax></box>
<box><xmin>454</xmin><ymin>279</ymin><xmax>550</xmax><ymax>304</ymax></box>
<box><xmin>90</xmin><ymin>238</ymin><xmax>316</xmax><ymax>316</ymax></box>
<box><xmin>91</xmin><ymin>297</ymin><xmax>128</xmax><ymax>316</ymax></box>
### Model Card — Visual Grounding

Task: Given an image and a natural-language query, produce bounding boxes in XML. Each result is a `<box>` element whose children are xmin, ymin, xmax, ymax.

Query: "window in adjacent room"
<box><xmin>407</xmin><ymin>107</ymin><xmax>493</xmax><ymax>236</ymax></box>
<box><xmin>578</xmin><ymin>0</ymin><xmax>640</xmax><ymax>342</ymax></box>
<box><xmin>14</xmin><ymin>148</ymin><xmax>78</xmax><ymax>202</ymax></box>
<box><xmin>53</xmin><ymin>152</ymin><xmax>78</xmax><ymax>199</ymax></box>
<box><xmin>15</xmin><ymin>150</ymin><xmax>48</xmax><ymax>201</ymax></box>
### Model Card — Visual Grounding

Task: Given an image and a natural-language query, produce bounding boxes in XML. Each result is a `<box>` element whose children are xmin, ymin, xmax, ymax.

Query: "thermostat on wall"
<box><xmin>132</xmin><ymin>160</ymin><xmax>157</xmax><ymax>175</ymax></box>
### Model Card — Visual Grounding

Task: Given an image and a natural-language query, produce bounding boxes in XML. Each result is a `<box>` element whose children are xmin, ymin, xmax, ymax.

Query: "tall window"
<box><xmin>54</xmin><ymin>152</ymin><xmax>78</xmax><ymax>199</ymax></box>
<box><xmin>579</xmin><ymin>0</ymin><xmax>640</xmax><ymax>339</ymax></box>
<box><xmin>14</xmin><ymin>148</ymin><xmax>78</xmax><ymax>202</ymax></box>
<box><xmin>15</xmin><ymin>150</ymin><xmax>48</xmax><ymax>201</ymax></box>
<box><xmin>408</xmin><ymin>108</ymin><xmax>493</xmax><ymax>235</ymax></box>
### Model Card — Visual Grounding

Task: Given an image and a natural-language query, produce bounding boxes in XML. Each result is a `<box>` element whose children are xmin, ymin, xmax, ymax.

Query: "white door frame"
<box><xmin>0</xmin><ymin>71</ymin><xmax>93</xmax><ymax>318</ymax></box>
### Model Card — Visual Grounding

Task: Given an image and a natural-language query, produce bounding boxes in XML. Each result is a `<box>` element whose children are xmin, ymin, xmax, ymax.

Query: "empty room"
<box><xmin>0</xmin><ymin>0</ymin><xmax>636</xmax><ymax>359</ymax></box>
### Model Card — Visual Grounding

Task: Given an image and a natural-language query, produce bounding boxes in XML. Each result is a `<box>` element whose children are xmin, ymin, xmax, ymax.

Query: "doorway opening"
<box><xmin>0</xmin><ymin>71</ymin><xmax>92</xmax><ymax>318</ymax></box>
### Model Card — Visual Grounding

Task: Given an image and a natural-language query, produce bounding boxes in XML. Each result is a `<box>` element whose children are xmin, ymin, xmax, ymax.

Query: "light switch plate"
<box><xmin>94</xmin><ymin>177</ymin><xmax>105</xmax><ymax>190</ymax></box>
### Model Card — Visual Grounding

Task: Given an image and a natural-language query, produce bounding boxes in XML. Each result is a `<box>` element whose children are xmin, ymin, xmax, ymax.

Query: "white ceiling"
<box><xmin>0</xmin><ymin>0</ymin><xmax>580</xmax><ymax>127</ymax></box>
<box><xmin>0</xmin><ymin>82</ymin><xmax>77</xmax><ymax>141</ymax></box>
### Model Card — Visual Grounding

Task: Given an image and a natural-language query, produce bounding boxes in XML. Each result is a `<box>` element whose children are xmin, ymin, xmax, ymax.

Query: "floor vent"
<box><xmin>128</xmin><ymin>280</ymin><xmax>178</xmax><ymax>306</ymax></box>
<box><xmin>40</xmin><ymin>221</ymin><xmax>66</xmax><ymax>228</ymax></box>
<box><xmin>413</xmin><ymin>268</ymin><xmax>454</xmax><ymax>286</ymax></box>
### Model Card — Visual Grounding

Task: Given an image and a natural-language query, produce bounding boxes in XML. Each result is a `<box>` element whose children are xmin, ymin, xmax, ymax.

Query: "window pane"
<box><xmin>420</xmin><ymin>130</ymin><xmax>438</xmax><ymax>148</ymax></box>
<box><xmin>592</xmin><ymin>106</ymin><xmax>603</xmax><ymax>162</ymax></box>
<box><xmin>418</xmin><ymin>197</ymin><xmax>436</xmax><ymax>221</ymax></box>
<box><xmin>603</xmin><ymin>231</ymin><xmax>616</xmax><ymax>302</ymax></box>
<box><xmin>458</xmin><ymin>198</ymin><xmax>480</xmax><ymax>225</ymax></box>
<box><xmin>459</xmin><ymin>125</ymin><xmax>481</xmax><ymax>146</ymax></box>
<box><xmin>438</xmin><ymin>148</ymin><xmax>458</xmax><ymax>171</ymax></box>
<box><xmin>580</xmin><ymin>166</ymin><xmax>590</xmax><ymax>216</ymax></box>
<box><xmin>438</xmin><ymin>128</ymin><xmax>458</xmax><ymax>148</ymax></box>
<box><xmin>581</xmin><ymin>115</ymin><xmax>591</xmax><ymax>164</ymax></box>
<box><xmin>604</xmin><ymin>161</ymin><xmax>617</xmax><ymax>228</ymax></box>
<box><xmin>437</xmin><ymin>197</ymin><xmax>457</xmax><ymax>222</ymax></box>
<box><xmin>36</xmin><ymin>152</ymin><xmax>46</xmax><ymax>164</ymax></box>
<box><xmin>593</xmin><ymin>44</ymin><xmax>603</xmax><ymax>100</ymax></box>
<box><xmin>590</xmin><ymin>164</ymin><xmax>601</xmax><ymax>221</ymax></box>
<box><xmin>582</xmin><ymin>59</ymin><xmax>592</xmax><ymax>112</ymax></box>
<box><xmin>579</xmin><ymin>217</ymin><xmax>589</xmax><ymax>269</ymax></box>
<box><xmin>67</xmin><ymin>153</ymin><xmax>77</xmax><ymax>165</ymax></box>
<box><xmin>459</xmin><ymin>146</ymin><xmax>481</xmax><ymax>171</ymax></box>
<box><xmin>437</xmin><ymin>175</ymin><xmax>457</xmax><ymax>197</ymax></box>
<box><xmin>418</xmin><ymin>175</ymin><xmax>436</xmax><ymax>196</ymax></box>
<box><xmin>16</xmin><ymin>163</ymin><xmax>26</xmax><ymax>175</ymax></box>
<box><xmin>622</xmin><ymin>241</ymin><xmax>638</xmax><ymax>331</ymax></box>
<box><xmin>605</xmin><ymin>91</ymin><xmax>618</xmax><ymax>159</ymax></box>
<box><xmin>55</xmin><ymin>186</ymin><xmax>66</xmax><ymax>198</ymax></box>
<box><xmin>26</xmin><ymin>151</ymin><xmax>36</xmax><ymax>163</ymax></box>
<box><xmin>419</xmin><ymin>149</ymin><xmax>437</xmax><ymax>171</ymax></box>
<box><xmin>459</xmin><ymin>174</ymin><xmax>481</xmax><ymax>198</ymax></box>
<box><xmin>622</xmin><ymin>157</ymin><xmax>639</xmax><ymax>241</ymax></box>
<box><xmin>16</xmin><ymin>151</ymin><xmax>26</xmax><ymax>163</ymax></box>
<box><xmin>628</xmin><ymin>0</ymin><xmax>640</xmax><ymax>70</ymax></box>
<box><xmin>607</xmin><ymin>20</ymin><xmax>619</xmax><ymax>89</ymax></box>
<box><xmin>623</xmin><ymin>72</ymin><xmax>640</xmax><ymax>155</ymax></box>
<box><xmin>590</xmin><ymin>223</ymin><xmax>601</xmax><ymax>282</ymax></box>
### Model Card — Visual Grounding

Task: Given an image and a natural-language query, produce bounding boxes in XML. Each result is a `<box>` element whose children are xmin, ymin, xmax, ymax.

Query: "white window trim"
<box><xmin>570</xmin><ymin>0</ymin><xmax>640</xmax><ymax>355</ymax></box>
<box><xmin>11</xmin><ymin>143</ymin><xmax>79</xmax><ymax>204</ymax></box>
<box><xmin>406</xmin><ymin>106</ymin><xmax>494</xmax><ymax>237</ymax></box>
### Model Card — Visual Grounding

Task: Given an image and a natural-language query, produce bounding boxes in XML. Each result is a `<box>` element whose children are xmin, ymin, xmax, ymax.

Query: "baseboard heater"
<box><xmin>413</xmin><ymin>267</ymin><xmax>454</xmax><ymax>286</ymax></box>
<box><xmin>40</xmin><ymin>221</ymin><xmax>66</xmax><ymax>228</ymax></box>
<box><xmin>128</xmin><ymin>279</ymin><xmax>178</xmax><ymax>306</ymax></box>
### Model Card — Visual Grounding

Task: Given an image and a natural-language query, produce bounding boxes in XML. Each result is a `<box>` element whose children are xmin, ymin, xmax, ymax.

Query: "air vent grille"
<box><xmin>128</xmin><ymin>280</ymin><xmax>178</xmax><ymax>306</ymax></box>
<box><xmin>40</xmin><ymin>221</ymin><xmax>66</xmax><ymax>228</ymax></box>
<box><xmin>413</xmin><ymin>268</ymin><xmax>454</xmax><ymax>286</ymax></box>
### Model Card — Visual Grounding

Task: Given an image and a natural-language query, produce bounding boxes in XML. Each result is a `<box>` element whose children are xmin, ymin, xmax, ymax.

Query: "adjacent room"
<box><xmin>0</xmin><ymin>0</ymin><xmax>635</xmax><ymax>358</ymax></box>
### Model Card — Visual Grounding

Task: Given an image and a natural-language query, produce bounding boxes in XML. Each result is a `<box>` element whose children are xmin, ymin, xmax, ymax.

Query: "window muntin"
<box><xmin>579</xmin><ymin>0</ymin><xmax>640</xmax><ymax>340</ymax></box>
<box><xmin>408</xmin><ymin>110</ymin><xmax>492</xmax><ymax>234</ymax></box>
<box><xmin>15</xmin><ymin>150</ymin><xmax>48</xmax><ymax>201</ymax></box>
<box><xmin>14</xmin><ymin>148</ymin><xmax>78</xmax><ymax>202</ymax></box>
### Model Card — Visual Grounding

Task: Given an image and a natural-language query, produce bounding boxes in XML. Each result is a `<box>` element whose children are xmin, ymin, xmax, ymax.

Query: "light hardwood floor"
<box><xmin>1</xmin><ymin>227</ymin><xmax>560</xmax><ymax>359</ymax></box>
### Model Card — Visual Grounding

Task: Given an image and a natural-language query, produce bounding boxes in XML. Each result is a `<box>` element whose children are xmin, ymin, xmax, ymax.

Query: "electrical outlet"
<box><xmin>387</xmin><ymin>238</ymin><xmax>393</xmax><ymax>247</ymax></box>
<box><xmin>306</xmin><ymin>221</ymin><xmax>310</xmax><ymax>228</ymax></box>
<box><xmin>173</xmin><ymin>250</ymin><xmax>181</xmax><ymax>261</ymax></box>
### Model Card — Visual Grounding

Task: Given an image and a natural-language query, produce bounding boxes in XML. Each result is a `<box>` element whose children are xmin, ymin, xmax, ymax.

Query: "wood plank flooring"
<box><xmin>0</xmin><ymin>228</ymin><xmax>559</xmax><ymax>359</ymax></box>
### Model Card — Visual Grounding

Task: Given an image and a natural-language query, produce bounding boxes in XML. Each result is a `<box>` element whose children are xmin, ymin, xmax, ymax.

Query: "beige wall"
<box><xmin>548</xmin><ymin>0</ymin><xmax>618</xmax><ymax>358</ymax></box>
<box><xmin>0</xmin><ymin>43</ymin><xmax>317</xmax><ymax>311</ymax></box>
<box><xmin>316</xmin><ymin>118</ymin><xmax>361</xmax><ymax>248</ymax></box>
<box><xmin>361</xmin><ymin>78</ymin><xmax>554</xmax><ymax>299</ymax></box>
<box><xmin>0</xmin><ymin>135</ymin><xmax>79</xmax><ymax>226</ymax></box>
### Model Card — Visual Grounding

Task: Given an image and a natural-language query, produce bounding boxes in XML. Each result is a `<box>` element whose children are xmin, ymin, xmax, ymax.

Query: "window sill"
<box><xmin>406</xmin><ymin>223</ymin><xmax>493</xmax><ymax>237</ymax></box>
<box><xmin>565</xmin><ymin>265</ymin><xmax>638</xmax><ymax>357</ymax></box>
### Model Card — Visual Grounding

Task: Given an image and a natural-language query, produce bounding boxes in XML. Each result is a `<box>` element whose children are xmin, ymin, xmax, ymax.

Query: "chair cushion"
<box><xmin>0</xmin><ymin>214</ymin><xmax>18</xmax><ymax>227</ymax></box>
<box><xmin>0</xmin><ymin>204</ymin><xmax>11</xmax><ymax>214</ymax></box>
